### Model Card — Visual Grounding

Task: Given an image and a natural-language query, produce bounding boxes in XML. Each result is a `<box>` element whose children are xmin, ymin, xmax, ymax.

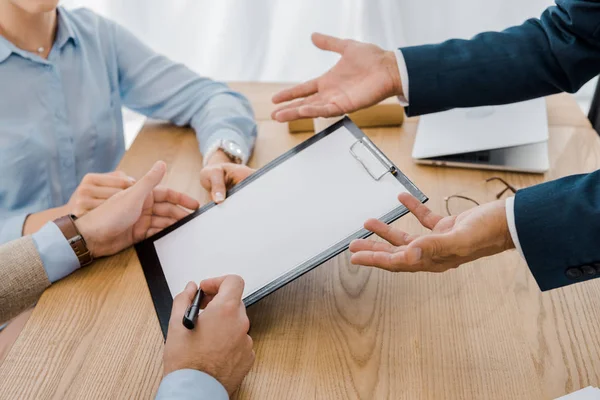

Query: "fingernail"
<box><xmin>128</xmin><ymin>176</ymin><xmax>136</xmax><ymax>183</ymax></box>
<box><xmin>410</xmin><ymin>248</ymin><xmax>422</xmax><ymax>262</ymax></box>
<box><xmin>214</xmin><ymin>192</ymin><xmax>225</xmax><ymax>202</ymax></box>
<box><xmin>152</xmin><ymin>161</ymin><xmax>166</xmax><ymax>172</ymax></box>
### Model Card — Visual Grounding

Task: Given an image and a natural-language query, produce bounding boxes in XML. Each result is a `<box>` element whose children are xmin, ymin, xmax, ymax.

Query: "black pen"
<box><xmin>182</xmin><ymin>288</ymin><xmax>204</xmax><ymax>330</ymax></box>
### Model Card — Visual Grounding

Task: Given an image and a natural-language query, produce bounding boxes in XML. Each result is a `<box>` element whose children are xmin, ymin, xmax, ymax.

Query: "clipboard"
<box><xmin>135</xmin><ymin>117</ymin><xmax>427</xmax><ymax>338</ymax></box>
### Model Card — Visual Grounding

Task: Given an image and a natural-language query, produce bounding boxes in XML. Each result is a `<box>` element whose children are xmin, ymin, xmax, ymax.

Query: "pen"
<box><xmin>182</xmin><ymin>288</ymin><xmax>204</xmax><ymax>330</ymax></box>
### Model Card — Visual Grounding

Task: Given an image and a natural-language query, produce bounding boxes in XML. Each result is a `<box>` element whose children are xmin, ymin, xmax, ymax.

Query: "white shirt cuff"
<box><xmin>394</xmin><ymin>49</ymin><xmax>410</xmax><ymax>106</ymax></box>
<box><xmin>505</xmin><ymin>197</ymin><xmax>525</xmax><ymax>259</ymax></box>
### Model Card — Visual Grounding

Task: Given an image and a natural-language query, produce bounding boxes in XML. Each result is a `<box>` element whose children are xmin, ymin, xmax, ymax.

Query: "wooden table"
<box><xmin>2</xmin><ymin>83</ymin><xmax>600</xmax><ymax>400</ymax></box>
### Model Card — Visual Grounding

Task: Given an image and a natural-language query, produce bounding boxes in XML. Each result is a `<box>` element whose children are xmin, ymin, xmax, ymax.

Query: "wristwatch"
<box><xmin>54</xmin><ymin>215</ymin><xmax>93</xmax><ymax>267</ymax></box>
<box><xmin>204</xmin><ymin>139</ymin><xmax>245</xmax><ymax>166</ymax></box>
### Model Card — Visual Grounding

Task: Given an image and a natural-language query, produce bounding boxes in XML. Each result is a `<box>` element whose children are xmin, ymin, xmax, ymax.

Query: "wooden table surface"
<box><xmin>1</xmin><ymin>83</ymin><xmax>600</xmax><ymax>400</ymax></box>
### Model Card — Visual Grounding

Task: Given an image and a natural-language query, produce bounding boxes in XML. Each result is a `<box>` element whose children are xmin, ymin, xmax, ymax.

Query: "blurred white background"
<box><xmin>61</xmin><ymin>0</ymin><xmax>598</xmax><ymax>146</ymax></box>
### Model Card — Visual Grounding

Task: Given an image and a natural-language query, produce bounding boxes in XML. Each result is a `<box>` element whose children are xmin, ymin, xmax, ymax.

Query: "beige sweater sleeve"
<box><xmin>0</xmin><ymin>236</ymin><xmax>51</xmax><ymax>325</ymax></box>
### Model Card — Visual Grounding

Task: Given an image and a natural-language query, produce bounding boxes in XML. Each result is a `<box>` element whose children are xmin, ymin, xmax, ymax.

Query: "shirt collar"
<box><xmin>0</xmin><ymin>36</ymin><xmax>11</xmax><ymax>63</ymax></box>
<box><xmin>0</xmin><ymin>7</ymin><xmax>78</xmax><ymax>64</ymax></box>
<box><xmin>55</xmin><ymin>7</ymin><xmax>79</xmax><ymax>49</ymax></box>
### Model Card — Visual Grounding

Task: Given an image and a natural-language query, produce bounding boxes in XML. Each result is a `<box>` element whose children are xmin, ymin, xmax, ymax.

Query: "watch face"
<box><xmin>223</xmin><ymin>140</ymin><xmax>243</xmax><ymax>164</ymax></box>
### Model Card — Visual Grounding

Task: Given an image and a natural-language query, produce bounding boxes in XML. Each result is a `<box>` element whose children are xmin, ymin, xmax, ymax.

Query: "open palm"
<box><xmin>77</xmin><ymin>161</ymin><xmax>199</xmax><ymax>257</ymax></box>
<box><xmin>349</xmin><ymin>193</ymin><xmax>514</xmax><ymax>273</ymax></box>
<box><xmin>272</xmin><ymin>33</ymin><xmax>401</xmax><ymax>122</ymax></box>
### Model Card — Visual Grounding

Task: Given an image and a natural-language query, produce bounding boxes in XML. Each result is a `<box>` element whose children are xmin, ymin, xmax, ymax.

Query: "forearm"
<box><xmin>190</xmin><ymin>86</ymin><xmax>257</xmax><ymax>162</ymax></box>
<box><xmin>400</xmin><ymin>0</ymin><xmax>600</xmax><ymax>116</ymax></box>
<box><xmin>0</xmin><ymin>236</ymin><xmax>50</xmax><ymax>324</ymax></box>
<box><xmin>127</xmin><ymin>63</ymin><xmax>256</xmax><ymax>160</ymax></box>
<box><xmin>514</xmin><ymin>171</ymin><xmax>600</xmax><ymax>291</ymax></box>
<box><xmin>186</xmin><ymin>84</ymin><xmax>257</xmax><ymax>162</ymax></box>
<box><xmin>22</xmin><ymin>205</ymin><xmax>68</xmax><ymax>236</ymax></box>
<box><xmin>108</xmin><ymin>17</ymin><xmax>256</xmax><ymax>162</ymax></box>
<box><xmin>0</xmin><ymin>220</ymin><xmax>81</xmax><ymax>324</ymax></box>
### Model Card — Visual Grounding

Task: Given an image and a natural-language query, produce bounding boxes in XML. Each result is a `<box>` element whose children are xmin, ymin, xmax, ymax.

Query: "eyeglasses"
<box><xmin>444</xmin><ymin>177</ymin><xmax>517</xmax><ymax>216</ymax></box>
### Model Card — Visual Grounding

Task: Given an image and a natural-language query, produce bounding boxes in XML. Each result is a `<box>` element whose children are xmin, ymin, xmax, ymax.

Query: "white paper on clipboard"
<box><xmin>149</xmin><ymin>119</ymin><xmax>425</xmax><ymax>303</ymax></box>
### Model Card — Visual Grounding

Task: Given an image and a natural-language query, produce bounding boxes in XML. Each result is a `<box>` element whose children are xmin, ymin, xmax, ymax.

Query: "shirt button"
<box><xmin>565</xmin><ymin>267</ymin><xmax>583</xmax><ymax>280</ymax></box>
<box><xmin>62</xmin><ymin>158</ymin><xmax>73</xmax><ymax>168</ymax></box>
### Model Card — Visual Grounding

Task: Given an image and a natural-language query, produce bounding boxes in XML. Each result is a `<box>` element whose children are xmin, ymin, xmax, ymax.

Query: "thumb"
<box><xmin>222</xmin><ymin>164</ymin><xmax>254</xmax><ymax>186</ymax></box>
<box><xmin>132</xmin><ymin>161</ymin><xmax>167</xmax><ymax>198</ymax></box>
<box><xmin>312</xmin><ymin>32</ymin><xmax>347</xmax><ymax>54</ymax></box>
<box><xmin>208</xmin><ymin>170</ymin><xmax>227</xmax><ymax>203</ymax></box>
<box><xmin>170</xmin><ymin>281</ymin><xmax>198</xmax><ymax>323</ymax></box>
<box><xmin>406</xmin><ymin>234</ymin><xmax>455</xmax><ymax>265</ymax></box>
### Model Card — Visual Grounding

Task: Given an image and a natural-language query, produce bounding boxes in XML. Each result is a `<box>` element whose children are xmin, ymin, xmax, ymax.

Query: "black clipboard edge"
<box><xmin>136</xmin><ymin>238</ymin><xmax>174</xmax><ymax>337</ymax></box>
<box><xmin>135</xmin><ymin>116</ymin><xmax>428</xmax><ymax>338</ymax></box>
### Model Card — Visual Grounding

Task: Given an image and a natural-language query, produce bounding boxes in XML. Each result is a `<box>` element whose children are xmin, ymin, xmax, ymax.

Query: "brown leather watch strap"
<box><xmin>54</xmin><ymin>215</ymin><xmax>93</xmax><ymax>267</ymax></box>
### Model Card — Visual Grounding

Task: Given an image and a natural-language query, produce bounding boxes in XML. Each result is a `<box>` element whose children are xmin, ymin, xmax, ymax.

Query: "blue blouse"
<box><xmin>0</xmin><ymin>7</ymin><xmax>256</xmax><ymax>243</ymax></box>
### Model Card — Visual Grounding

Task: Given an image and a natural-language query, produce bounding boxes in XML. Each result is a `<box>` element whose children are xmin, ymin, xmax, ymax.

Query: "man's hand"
<box><xmin>271</xmin><ymin>33</ymin><xmax>402</xmax><ymax>122</ymax></box>
<box><xmin>75</xmin><ymin>161</ymin><xmax>199</xmax><ymax>258</ymax></box>
<box><xmin>200</xmin><ymin>150</ymin><xmax>255</xmax><ymax>203</ymax></box>
<box><xmin>163</xmin><ymin>275</ymin><xmax>255</xmax><ymax>396</ymax></box>
<box><xmin>349</xmin><ymin>193</ymin><xmax>515</xmax><ymax>273</ymax></box>
<box><xmin>66</xmin><ymin>171</ymin><xmax>136</xmax><ymax>217</ymax></box>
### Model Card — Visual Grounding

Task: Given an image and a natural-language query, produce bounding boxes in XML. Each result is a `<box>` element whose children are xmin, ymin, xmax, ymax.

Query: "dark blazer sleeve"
<box><xmin>400</xmin><ymin>0</ymin><xmax>600</xmax><ymax>116</ymax></box>
<box><xmin>514</xmin><ymin>171</ymin><xmax>600</xmax><ymax>291</ymax></box>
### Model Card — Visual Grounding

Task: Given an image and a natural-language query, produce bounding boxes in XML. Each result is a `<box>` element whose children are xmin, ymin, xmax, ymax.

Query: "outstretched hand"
<box><xmin>271</xmin><ymin>33</ymin><xmax>402</xmax><ymax>122</ymax></box>
<box><xmin>76</xmin><ymin>161</ymin><xmax>199</xmax><ymax>258</ymax></box>
<box><xmin>349</xmin><ymin>193</ymin><xmax>515</xmax><ymax>273</ymax></box>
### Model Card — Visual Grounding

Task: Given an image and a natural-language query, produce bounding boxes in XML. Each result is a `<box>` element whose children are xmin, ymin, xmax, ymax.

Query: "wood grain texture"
<box><xmin>1</xmin><ymin>90</ymin><xmax>600</xmax><ymax>400</ymax></box>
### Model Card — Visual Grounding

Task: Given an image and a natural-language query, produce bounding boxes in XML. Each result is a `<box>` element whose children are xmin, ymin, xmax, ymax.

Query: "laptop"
<box><xmin>412</xmin><ymin>99</ymin><xmax>549</xmax><ymax>173</ymax></box>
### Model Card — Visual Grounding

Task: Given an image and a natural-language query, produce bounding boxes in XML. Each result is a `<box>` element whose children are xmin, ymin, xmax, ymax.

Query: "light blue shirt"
<box><xmin>0</xmin><ymin>7</ymin><xmax>256</xmax><ymax>244</ymax></box>
<box><xmin>29</xmin><ymin>223</ymin><xmax>228</xmax><ymax>399</ymax></box>
<box><xmin>155</xmin><ymin>369</ymin><xmax>228</xmax><ymax>400</ymax></box>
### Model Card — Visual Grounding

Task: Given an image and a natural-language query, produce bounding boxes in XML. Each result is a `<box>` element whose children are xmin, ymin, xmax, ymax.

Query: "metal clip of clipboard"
<box><xmin>349</xmin><ymin>137</ymin><xmax>397</xmax><ymax>181</ymax></box>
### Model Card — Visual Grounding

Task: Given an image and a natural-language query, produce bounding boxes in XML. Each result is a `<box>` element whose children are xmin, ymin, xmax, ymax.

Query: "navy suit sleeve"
<box><xmin>401</xmin><ymin>0</ymin><xmax>600</xmax><ymax>116</ymax></box>
<box><xmin>514</xmin><ymin>171</ymin><xmax>600</xmax><ymax>291</ymax></box>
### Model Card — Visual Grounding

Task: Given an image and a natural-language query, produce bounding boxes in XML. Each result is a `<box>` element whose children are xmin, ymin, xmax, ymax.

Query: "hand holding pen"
<box><xmin>164</xmin><ymin>275</ymin><xmax>255</xmax><ymax>396</ymax></box>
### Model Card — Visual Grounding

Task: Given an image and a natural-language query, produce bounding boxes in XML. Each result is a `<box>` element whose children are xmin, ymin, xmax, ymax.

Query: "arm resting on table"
<box><xmin>101</xmin><ymin>14</ymin><xmax>257</xmax><ymax>162</ymax></box>
<box><xmin>0</xmin><ymin>222</ymin><xmax>79</xmax><ymax>324</ymax></box>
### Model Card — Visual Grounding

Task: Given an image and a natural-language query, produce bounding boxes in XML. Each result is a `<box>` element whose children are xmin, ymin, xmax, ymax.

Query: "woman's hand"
<box><xmin>200</xmin><ymin>150</ymin><xmax>255</xmax><ymax>203</ymax></box>
<box><xmin>349</xmin><ymin>193</ymin><xmax>515</xmax><ymax>273</ymax></box>
<box><xmin>66</xmin><ymin>171</ymin><xmax>136</xmax><ymax>217</ymax></box>
<box><xmin>75</xmin><ymin>161</ymin><xmax>199</xmax><ymax>258</ymax></box>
